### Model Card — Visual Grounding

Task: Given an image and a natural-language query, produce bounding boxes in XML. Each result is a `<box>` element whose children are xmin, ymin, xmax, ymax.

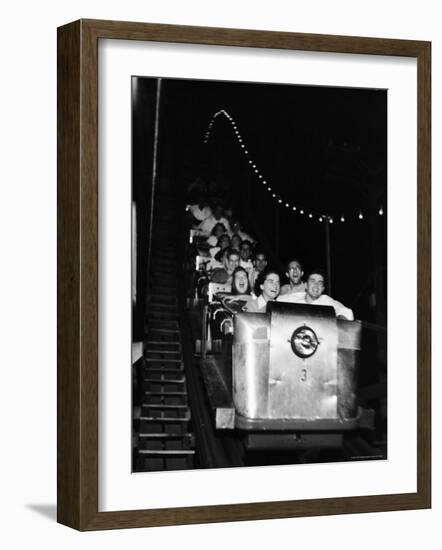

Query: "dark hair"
<box><xmin>214</xmin><ymin>247</ymin><xmax>229</xmax><ymax>263</ymax></box>
<box><xmin>211</xmin><ymin>222</ymin><xmax>227</xmax><ymax>236</ymax></box>
<box><xmin>253</xmin><ymin>267</ymin><xmax>280</xmax><ymax>297</ymax></box>
<box><xmin>226</xmin><ymin>247</ymin><xmax>240</xmax><ymax>260</ymax></box>
<box><xmin>240</xmin><ymin>239</ymin><xmax>252</xmax><ymax>249</ymax></box>
<box><xmin>216</xmin><ymin>234</ymin><xmax>231</xmax><ymax>248</ymax></box>
<box><xmin>286</xmin><ymin>257</ymin><xmax>303</xmax><ymax>270</ymax></box>
<box><xmin>252</xmin><ymin>250</ymin><xmax>267</xmax><ymax>262</ymax></box>
<box><xmin>231</xmin><ymin>234</ymin><xmax>242</xmax><ymax>247</ymax></box>
<box><xmin>305</xmin><ymin>268</ymin><xmax>326</xmax><ymax>282</ymax></box>
<box><xmin>231</xmin><ymin>266</ymin><xmax>251</xmax><ymax>295</ymax></box>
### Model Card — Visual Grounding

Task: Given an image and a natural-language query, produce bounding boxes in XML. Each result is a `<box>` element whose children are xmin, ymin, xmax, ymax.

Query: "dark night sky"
<box><xmin>161</xmin><ymin>77</ymin><xmax>387</xmax><ymax>212</ymax></box>
<box><xmin>135</xmin><ymin>76</ymin><xmax>387</xmax><ymax>323</ymax></box>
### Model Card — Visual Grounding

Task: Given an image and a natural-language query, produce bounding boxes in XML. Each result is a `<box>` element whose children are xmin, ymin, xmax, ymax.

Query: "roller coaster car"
<box><xmin>201</xmin><ymin>299</ymin><xmax>375</xmax><ymax>451</ymax></box>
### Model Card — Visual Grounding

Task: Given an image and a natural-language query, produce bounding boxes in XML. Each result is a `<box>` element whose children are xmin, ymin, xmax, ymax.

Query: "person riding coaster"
<box><xmin>208</xmin><ymin>266</ymin><xmax>254</xmax><ymax>337</ymax></box>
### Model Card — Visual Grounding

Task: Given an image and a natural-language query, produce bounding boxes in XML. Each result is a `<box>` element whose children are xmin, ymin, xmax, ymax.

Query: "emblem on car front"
<box><xmin>290</xmin><ymin>325</ymin><xmax>320</xmax><ymax>358</ymax></box>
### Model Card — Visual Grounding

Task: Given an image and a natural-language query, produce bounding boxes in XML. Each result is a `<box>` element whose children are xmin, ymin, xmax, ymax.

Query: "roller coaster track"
<box><xmin>133</xmin><ymin>189</ymin><xmax>196</xmax><ymax>472</ymax></box>
<box><xmin>133</xmin><ymin>184</ymin><xmax>246</xmax><ymax>472</ymax></box>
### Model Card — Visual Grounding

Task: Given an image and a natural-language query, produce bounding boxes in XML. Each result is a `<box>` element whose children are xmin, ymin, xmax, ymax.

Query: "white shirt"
<box><xmin>187</xmin><ymin>204</ymin><xmax>212</xmax><ymax>222</ymax></box>
<box><xmin>197</xmin><ymin>215</ymin><xmax>232</xmax><ymax>237</ymax></box>
<box><xmin>206</xmin><ymin>256</ymin><xmax>223</xmax><ymax>271</ymax></box>
<box><xmin>206</xmin><ymin>235</ymin><xmax>218</xmax><ymax>247</ymax></box>
<box><xmin>248</xmin><ymin>268</ymin><xmax>259</xmax><ymax>290</ymax></box>
<box><xmin>277</xmin><ymin>292</ymin><xmax>354</xmax><ymax>320</ymax></box>
<box><xmin>244</xmin><ymin>295</ymin><xmax>267</xmax><ymax>313</ymax></box>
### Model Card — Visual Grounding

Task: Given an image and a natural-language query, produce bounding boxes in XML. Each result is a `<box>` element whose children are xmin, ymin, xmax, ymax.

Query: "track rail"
<box><xmin>133</xmin><ymin>190</ymin><xmax>195</xmax><ymax>472</ymax></box>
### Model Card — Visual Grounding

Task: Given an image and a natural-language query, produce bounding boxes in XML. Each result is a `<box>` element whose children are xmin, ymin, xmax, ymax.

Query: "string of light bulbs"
<box><xmin>203</xmin><ymin>109</ymin><xmax>385</xmax><ymax>223</ymax></box>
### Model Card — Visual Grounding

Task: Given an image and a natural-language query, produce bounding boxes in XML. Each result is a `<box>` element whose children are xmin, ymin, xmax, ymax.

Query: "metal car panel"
<box><xmin>232</xmin><ymin>313</ymin><xmax>270</xmax><ymax>418</ymax></box>
<box><xmin>267</xmin><ymin>302</ymin><xmax>338</xmax><ymax>419</ymax></box>
<box><xmin>337</xmin><ymin>319</ymin><xmax>362</xmax><ymax>418</ymax></box>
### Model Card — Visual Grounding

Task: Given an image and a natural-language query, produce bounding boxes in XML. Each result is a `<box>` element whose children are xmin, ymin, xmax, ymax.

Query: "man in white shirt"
<box><xmin>277</xmin><ymin>269</ymin><xmax>354</xmax><ymax>320</ymax></box>
<box><xmin>279</xmin><ymin>258</ymin><xmax>306</xmax><ymax>296</ymax></box>
<box><xmin>196</xmin><ymin>204</ymin><xmax>232</xmax><ymax>237</ymax></box>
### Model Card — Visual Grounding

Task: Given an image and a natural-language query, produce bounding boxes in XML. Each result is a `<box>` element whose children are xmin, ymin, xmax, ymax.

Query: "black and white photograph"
<box><xmin>131</xmin><ymin>76</ymin><xmax>388</xmax><ymax>472</ymax></box>
<box><xmin>2</xmin><ymin>0</ymin><xmax>435</xmax><ymax>543</ymax></box>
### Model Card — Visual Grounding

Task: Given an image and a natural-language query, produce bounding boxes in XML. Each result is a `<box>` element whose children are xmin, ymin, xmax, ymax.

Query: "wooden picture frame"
<box><xmin>57</xmin><ymin>19</ymin><xmax>431</xmax><ymax>531</ymax></box>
